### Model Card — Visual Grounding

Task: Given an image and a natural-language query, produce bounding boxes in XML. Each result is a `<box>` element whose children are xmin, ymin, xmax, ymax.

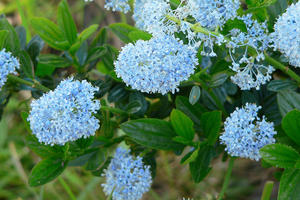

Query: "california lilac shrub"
<box><xmin>0</xmin><ymin>49</ymin><xmax>20</xmax><ymax>90</ymax></box>
<box><xmin>101</xmin><ymin>148</ymin><xmax>152</xmax><ymax>200</ymax></box>
<box><xmin>28</xmin><ymin>78</ymin><xmax>100</xmax><ymax>145</ymax></box>
<box><xmin>2</xmin><ymin>0</ymin><xmax>300</xmax><ymax>199</ymax></box>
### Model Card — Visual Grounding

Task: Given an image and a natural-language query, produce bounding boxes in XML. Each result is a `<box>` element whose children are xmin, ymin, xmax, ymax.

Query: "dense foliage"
<box><xmin>0</xmin><ymin>0</ymin><xmax>300</xmax><ymax>199</ymax></box>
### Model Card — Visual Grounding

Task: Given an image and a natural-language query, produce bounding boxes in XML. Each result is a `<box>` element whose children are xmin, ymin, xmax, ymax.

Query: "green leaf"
<box><xmin>17</xmin><ymin>50</ymin><xmax>34</xmax><ymax>78</ymax></box>
<box><xmin>109</xmin><ymin>23</ymin><xmax>139</xmax><ymax>43</ymax></box>
<box><xmin>181</xmin><ymin>148</ymin><xmax>199</xmax><ymax>165</ymax></box>
<box><xmin>26</xmin><ymin>135</ymin><xmax>64</xmax><ymax>158</ymax></box>
<box><xmin>0</xmin><ymin>16</ymin><xmax>20</xmax><ymax>52</ymax></box>
<box><xmin>260</xmin><ymin>144</ymin><xmax>300</xmax><ymax>168</ymax></box>
<box><xmin>29</xmin><ymin>157</ymin><xmax>68</xmax><ymax>186</ymax></box>
<box><xmin>189</xmin><ymin>145</ymin><xmax>215</xmax><ymax>183</ymax></box>
<box><xmin>91</xmin><ymin>27</ymin><xmax>107</xmax><ymax>48</ymax></box>
<box><xmin>0</xmin><ymin>30</ymin><xmax>9</xmax><ymax>49</ymax></box>
<box><xmin>277</xmin><ymin>90</ymin><xmax>300</xmax><ymax>116</ymax></box>
<box><xmin>246</xmin><ymin>0</ymin><xmax>277</xmax><ymax>8</ymax></box>
<box><xmin>36</xmin><ymin>54</ymin><xmax>72</xmax><ymax>76</ymax></box>
<box><xmin>128</xmin><ymin>30</ymin><xmax>152</xmax><ymax>42</ymax></box>
<box><xmin>209</xmin><ymin>72</ymin><xmax>228</xmax><ymax>88</ymax></box>
<box><xmin>189</xmin><ymin>86</ymin><xmax>201</xmax><ymax>105</ymax></box>
<box><xmin>69</xmin><ymin>24</ymin><xmax>99</xmax><ymax>54</ymax></box>
<box><xmin>57</xmin><ymin>0</ymin><xmax>77</xmax><ymax>45</ymax></box>
<box><xmin>267</xmin><ymin>80</ymin><xmax>297</xmax><ymax>92</ymax></box>
<box><xmin>170</xmin><ymin>109</ymin><xmax>195</xmax><ymax>140</ymax></box>
<box><xmin>282</xmin><ymin>110</ymin><xmax>300</xmax><ymax>146</ymax></box>
<box><xmin>31</xmin><ymin>17</ymin><xmax>69</xmax><ymax>50</ymax></box>
<box><xmin>201</xmin><ymin>111</ymin><xmax>222</xmax><ymax>145</ymax></box>
<box><xmin>175</xmin><ymin>96</ymin><xmax>207</xmax><ymax>131</ymax></box>
<box><xmin>85</xmin><ymin>150</ymin><xmax>106</xmax><ymax>171</ymax></box>
<box><xmin>278</xmin><ymin>169</ymin><xmax>300</xmax><ymax>200</ymax></box>
<box><xmin>87</xmin><ymin>46</ymin><xmax>107</xmax><ymax>63</ymax></box>
<box><xmin>121</xmin><ymin>118</ymin><xmax>183</xmax><ymax>150</ymax></box>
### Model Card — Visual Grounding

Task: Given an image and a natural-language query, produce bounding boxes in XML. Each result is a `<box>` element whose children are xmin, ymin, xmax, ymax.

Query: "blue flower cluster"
<box><xmin>101</xmin><ymin>148</ymin><xmax>152</xmax><ymax>200</ymax></box>
<box><xmin>271</xmin><ymin>2</ymin><xmax>300</xmax><ymax>67</ymax></box>
<box><xmin>187</xmin><ymin>0</ymin><xmax>240</xmax><ymax>30</ymax></box>
<box><xmin>0</xmin><ymin>49</ymin><xmax>20</xmax><ymax>90</ymax></box>
<box><xmin>220</xmin><ymin>103</ymin><xmax>276</xmax><ymax>161</ymax></box>
<box><xmin>227</xmin><ymin>15</ymin><xmax>274</xmax><ymax>90</ymax></box>
<box><xmin>28</xmin><ymin>78</ymin><xmax>100</xmax><ymax>146</ymax></box>
<box><xmin>133</xmin><ymin>0</ymin><xmax>174</xmax><ymax>36</ymax></box>
<box><xmin>104</xmin><ymin>0</ymin><xmax>131</xmax><ymax>13</ymax></box>
<box><xmin>114</xmin><ymin>35</ymin><xmax>198</xmax><ymax>94</ymax></box>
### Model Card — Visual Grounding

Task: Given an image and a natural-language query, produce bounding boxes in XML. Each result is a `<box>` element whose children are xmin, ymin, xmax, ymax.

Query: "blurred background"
<box><xmin>0</xmin><ymin>0</ymin><xmax>279</xmax><ymax>199</ymax></box>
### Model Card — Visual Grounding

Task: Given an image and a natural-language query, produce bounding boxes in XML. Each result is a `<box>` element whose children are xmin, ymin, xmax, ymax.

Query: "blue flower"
<box><xmin>104</xmin><ymin>0</ymin><xmax>131</xmax><ymax>13</ymax></box>
<box><xmin>133</xmin><ymin>0</ymin><xmax>175</xmax><ymax>35</ymax></box>
<box><xmin>0</xmin><ymin>49</ymin><xmax>20</xmax><ymax>90</ymax></box>
<box><xmin>28</xmin><ymin>77</ymin><xmax>100</xmax><ymax>146</ymax></box>
<box><xmin>101</xmin><ymin>148</ymin><xmax>152</xmax><ymax>200</ymax></box>
<box><xmin>220</xmin><ymin>103</ymin><xmax>276</xmax><ymax>161</ymax></box>
<box><xmin>227</xmin><ymin>14</ymin><xmax>274</xmax><ymax>90</ymax></box>
<box><xmin>187</xmin><ymin>0</ymin><xmax>240</xmax><ymax>30</ymax></box>
<box><xmin>115</xmin><ymin>35</ymin><xmax>198</xmax><ymax>95</ymax></box>
<box><xmin>271</xmin><ymin>2</ymin><xmax>300</xmax><ymax>67</ymax></box>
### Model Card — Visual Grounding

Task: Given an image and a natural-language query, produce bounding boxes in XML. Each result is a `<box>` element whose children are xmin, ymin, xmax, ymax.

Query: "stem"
<box><xmin>217</xmin><ymin>157</ymin><xmax>235</xmax><ymax>200</ymax></box>
<box><xmin>260</xmin><ymin>181</ymin><xmax>274</xmax><ymax>200</ymax></box>
<box><xmin>264</xmin><ymin>55</ymin><xmax>300</xmax><ymax>84</ymax></box>
<box><xmin>166</xmin><ymin>15</ymin><xmax>300</xmax><ymax>85</ymax></box>
<box><xmin>58</xmin><ymin>177</ymin><xmax>77</xmax><ymax>200</ymax></box>
<box><xmin>7</xmin><ymin>74</ymin><xmax>50</xmax><ymax>92</ymax></box>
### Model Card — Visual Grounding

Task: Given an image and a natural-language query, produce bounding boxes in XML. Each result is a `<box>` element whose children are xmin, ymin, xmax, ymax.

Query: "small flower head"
<box><xmin>230</xmin><ymin>63</ymin><xmax>275</xmax><ymax>90</ymax></box>
<box><xmin>101</xmin><ymin>148</ymin><xmax>152</xmax><ymax>200</ymax></box>
<box><xmin>115</xmin><ymin>35</ymin><xmax>198</xmax><ymax>94</ymax></box>
<box><xmin>271</xmin><ymin>2</ymin><xmax>300</xmax><ymax>67</ymax></box>
<box><xmin>28</xmin><ymin>78</ymin><xmax>100</xmax><ymax>146</ymax></box>
<box><xmin>0</xmin><ymin>49</ymin><xmax>20</xmax><ymax>89</ymax></box>
<box><xmin>220</xmin><ymin>103</ymin><xmax>276</xmax><ymax>161</ymax></box>
<box><xmin>104</xmin><ymin>0</ymin><xmax>131</xmax><ymax>13</ymax></box>
<box><xmin>227</xmin><ymin>14</ymin><xmax>273</xmax><ymax>90</ymax></box>
<box><xmin>133</xmin><ymin>0</ymin><xmax>175</xmax><ymax>35</ymax></box>
<box><xmin>187</xmin><ymin>0</ymin><xmax>240</xmax><ymax>30</ymax></box>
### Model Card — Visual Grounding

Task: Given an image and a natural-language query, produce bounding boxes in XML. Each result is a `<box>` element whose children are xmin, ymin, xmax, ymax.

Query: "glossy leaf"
<box><xmin>57</xmin><ymin>0</ymin><xmax>77</xmax><ymax>44</ymax></box>
<box><xmin>282</xmin><ymin>110</ymin><xmax>300</xmax><ymax>146</ymax></box>
<box><xmin>31</xmin><ymin>17</ymin><xmax>69</xmax><ymax>50</ymax></box>
<box><xmin>121</xmin><ymin>118</ymin><xmax>183</xmax><ymax>150</ymax></box>
<box><xmin>201</xmin><ymin>111</ymin><xmax>222</xmax><ymax>145</ymax></box>
<box><xmin>29</xmin><ymin>157</ymin><xmax>68</xmax><ymax>186</ymax></box>
<box><xmin>170</xmin><ymin>109</ymin><xmax>194</xmax><ymax>140</ymax></box>
<box><xmin>278</xmin><ymin>169</ymin><xmax>300</xmax><ymax>200</ymax></box>
<box><xmin>277</xmin><ymin>90</ymin><xmax>300</xmax><ymax>116</ymax></box>
<box><xmin>260</xmin><ymin>144</ymin><xmax>300</xmax><ymax>168</ymax></box>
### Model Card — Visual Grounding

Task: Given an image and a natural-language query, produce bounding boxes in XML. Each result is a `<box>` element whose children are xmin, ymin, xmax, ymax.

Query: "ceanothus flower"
<box><xmin>271</xmin><ymin>2</ymin><xmax>300</xmax><ymax>67</ymax></box>
<box><xmin>133</xmin><ymin>0</ymin><xmax>176</xmax><ymax>35</ymax></box>
<box><xmin>101</xmin><ymin>147</ymin><xmax>152</xmax><ymax>200</ymax></box>
<box><xmin>187</xmin><ymin>0</ymin><xmax>240</xmax><ymax>30</ymax></box>
<box><xmin>114</xmin><ymin>35</ymin><xmax>198</xmax><ymax>94</ymax></box>
<box><xmin>104</xmin><ymin>0</ymin><xmax>131</xmax><ymax>13</ymax></box>
<box><xmin>0</xmin><ymin>49</ymin><xmax>20</xmax><ymax>90</ymax></box>
<box><xmin>227</xmin><ymin>14</ymin><xmax>274</xmax><ymax>90</ymax></box>
<box><xmin>220</xmin><ymin>103</ymin><xmax>276</xmax><ymax>161</ymax></box>
<box><xmin>28</xmin><ymin>77</ymin><xmax>100</xmax><ymax>146</ymax></box>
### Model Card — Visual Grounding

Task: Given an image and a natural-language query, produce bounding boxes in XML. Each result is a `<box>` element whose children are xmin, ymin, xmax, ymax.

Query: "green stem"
<box><xmin>264</xmin><ymin>55</ymin><xmax>300</xmax><ymax>84</ymax></box>
<box><xmin>166</xmin><ymin>15</ymin><xmax>300</xmax><ymax>85</ymax></box>
<box><xmin>217</xmin><ymin>157</ymin><xmax>235</xmax><ymax>200</ymax></box>
<box><xmin>7</xmin><ymin>74</ymin><xmax>50</xmax><ymax>92</ymax></box>
<box><xmin>260</xmin><ymin>181</ymin><xmax>274</xmax><ymax>200</ymax></box>
<box><xmin>58</xmin><ymin>177</ymin><xmax>77</xmax><ymax>200</ymax></box>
